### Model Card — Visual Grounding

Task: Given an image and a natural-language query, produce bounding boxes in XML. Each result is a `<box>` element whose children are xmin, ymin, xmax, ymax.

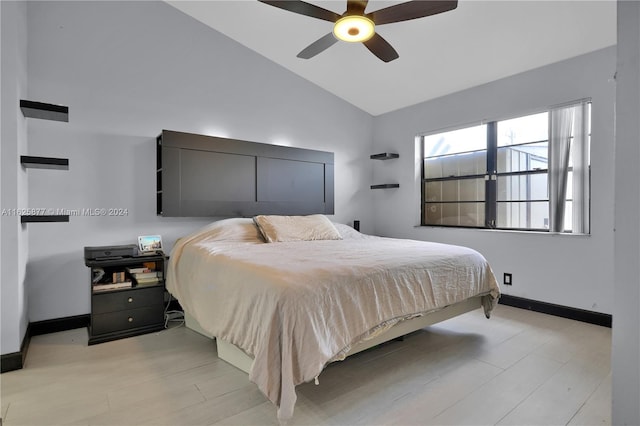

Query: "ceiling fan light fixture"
<box><xmin>333</xmin><ymin>15</ymin><xmax>375</xmax><ymax>43</ymax></box>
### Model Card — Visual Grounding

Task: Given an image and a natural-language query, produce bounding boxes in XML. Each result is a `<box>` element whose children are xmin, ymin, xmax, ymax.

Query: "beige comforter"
<box><xmin>166</xmin><ymin>218</ymin><xmax>500</xmax><ymax>421</ymax></box>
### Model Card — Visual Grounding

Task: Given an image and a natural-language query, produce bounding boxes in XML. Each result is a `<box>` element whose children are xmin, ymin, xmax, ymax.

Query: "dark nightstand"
<box><xmin>85</xmin><ymin>252</ymin><xmax>167</xmax><ymax>345</ymax></box>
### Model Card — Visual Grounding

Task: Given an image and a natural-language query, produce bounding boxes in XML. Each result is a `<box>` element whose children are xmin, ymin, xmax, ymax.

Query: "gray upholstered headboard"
<box><xmin>156</xmin><ymin>130</ymin><xmax>334</xmax><ymax>217</ymax></box>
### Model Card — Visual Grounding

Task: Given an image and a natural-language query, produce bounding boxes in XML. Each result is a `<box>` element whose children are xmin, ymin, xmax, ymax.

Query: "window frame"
<box><xmin>420</xmin><ymin>103</ymin><xmax>590</xmax><ymax>233</ymax></box>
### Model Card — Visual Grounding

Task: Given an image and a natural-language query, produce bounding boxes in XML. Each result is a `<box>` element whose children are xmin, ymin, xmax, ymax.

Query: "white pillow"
<box><xmin>197</xmin><ymin>218</ymin><xmax>265</xmax><ymax>243</ymax></box>
<box><xmin>253</xmin><ymin>214</ymin><xmax>342</xmax><ymax>243</ymax></box>
<box><xmin>332</xmin><ymin>223</ymin><xmax>369</xmax><ymax>240</ymax></box>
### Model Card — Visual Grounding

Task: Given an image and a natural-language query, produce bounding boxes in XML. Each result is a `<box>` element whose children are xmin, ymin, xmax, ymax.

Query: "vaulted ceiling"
<box><xmin>167</xmin><ymin>1</ymin><xmax>617</xmax><ymax>116</ymax></box>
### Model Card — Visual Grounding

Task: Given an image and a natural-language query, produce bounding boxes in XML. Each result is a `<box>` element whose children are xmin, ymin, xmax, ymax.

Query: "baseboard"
<box><xmin>30</xmin><ymin>314</ymin><xmax>89</xmax><ymax>336</ymax></box>
<box><xmin>1</xmin><ymin>314</ymin><xmax>89</xmax><ymax>374</ymax></box>
<box><xmin>1</xmin><ymin>351</ymin><xmax>24</xmax><ymax>373</ymax></box>
<box><xmin>1</xmin><ymin>322</ymin><xmax>31</xmax><ymax>374</ymax></box>
<box><xmin>499</xmin><ymin>294</ymin><xmax>612</xmax><ymax>328</ymax></box>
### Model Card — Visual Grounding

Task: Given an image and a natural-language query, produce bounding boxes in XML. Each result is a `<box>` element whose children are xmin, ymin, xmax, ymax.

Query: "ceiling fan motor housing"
<box><xmin>333</xmin><ymin>15</ymin><xmax>375</xmax><ymax>42</ymax></box>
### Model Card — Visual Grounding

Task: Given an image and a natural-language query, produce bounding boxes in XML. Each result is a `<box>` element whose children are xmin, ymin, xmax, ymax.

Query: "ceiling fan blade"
<box><xmin>347</xmin><ymin>0</ymin><xmax>369</xmax><ymax>15</ymax></box>
<box><xmin>363</xmin><ymin>33</ymin><xmax>399</xmax><ymax>63</ymax></box>
<box><xmin>297</xmin><ymin>33</ymin><xmax>339</xmax><ymax>59</ymax></box>
<box><xmin>367</xmin><ymin>0</ymin><xmax>458</xmax><ymax>25</ymax></box>
<box><xmin>258</xmin><ymin>1</ymin><xmax>341</xmax><ymax>23</ymax></box>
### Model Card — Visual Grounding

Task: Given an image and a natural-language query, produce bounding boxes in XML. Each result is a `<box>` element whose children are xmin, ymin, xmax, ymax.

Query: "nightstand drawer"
<box><xmin>91</xmin><ymin>305</ymin><xmax>164</xmax><ymax>336</ymax></box>
<box><xmin>92</xmin><ymin>286</ymin><xmax>164</xmax><ymax>314</ymax></box>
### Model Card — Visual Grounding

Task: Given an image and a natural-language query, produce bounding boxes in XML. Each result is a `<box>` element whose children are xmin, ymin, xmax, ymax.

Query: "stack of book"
<box><xmin>92</xmin><ymin>270</ymin><xmax>132</xmax><ymax>292</ymax></box>
<box><xmin>93</xmin><ymin>281</ymin><xmax>132</xmax><ymax>292</ymax></box>
<box><xmin>126</xmin><ymin>266</ymin><xmax>163</xmax><ymax>286</ymax></box>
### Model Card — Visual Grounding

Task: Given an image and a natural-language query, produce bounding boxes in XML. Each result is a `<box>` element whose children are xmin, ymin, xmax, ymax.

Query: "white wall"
<box><xmin>21</xmin><ymin>1</ymin><xmax>374</xmax><ymax>323</ymax></box>
<box><xmin>612</xmin><ymin>1</ymin><xmax>640</xmax><ymax>423</ymax></box>
<box><xmin>1</xmin><ymin>0</ymin><xmax>29</xmax><ymax>355</ymax></box>
<box><xmin>372</xmin><ymin>47</ymin><xmax>616</xmax><ymax>314</ymax></box>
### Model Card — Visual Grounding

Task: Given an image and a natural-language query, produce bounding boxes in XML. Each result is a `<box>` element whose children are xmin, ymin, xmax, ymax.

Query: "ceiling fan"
<box><xmin>257</xmin><ymin>0</ymin><xmax>458</xmax><ymax>62</ymax></box>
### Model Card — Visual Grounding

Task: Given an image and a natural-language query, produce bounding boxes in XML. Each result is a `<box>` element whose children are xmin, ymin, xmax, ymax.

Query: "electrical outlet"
<box><xmin>503</xmin><ymin>273</ymin><xmax>512</xmax><ymax>286</ymax></box>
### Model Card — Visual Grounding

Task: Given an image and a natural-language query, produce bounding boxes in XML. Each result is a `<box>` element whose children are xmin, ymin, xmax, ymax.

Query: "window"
<box><xmin>421</xmin><ymin>101</ymin><xmax>591</xmax><ymax>233</ymax></box>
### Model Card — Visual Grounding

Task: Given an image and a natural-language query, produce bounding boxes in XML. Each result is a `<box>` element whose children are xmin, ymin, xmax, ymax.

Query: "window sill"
<box><xmin>415</xmin><ymin>225</ymin><xmax>590</xmax><ymax>237</ymax></box>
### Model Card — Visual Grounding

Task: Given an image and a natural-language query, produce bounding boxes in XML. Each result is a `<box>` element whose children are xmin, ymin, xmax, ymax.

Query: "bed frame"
<box><xmin>184</xmin><ymin>295</ymin><xmax>484</xmax><ymax>374</ymax></box>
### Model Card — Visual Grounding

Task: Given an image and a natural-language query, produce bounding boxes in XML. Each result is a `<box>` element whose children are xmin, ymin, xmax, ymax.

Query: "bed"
<box><xmin>166</xmin><ymin>216</ymin><xmax>500</xmax><ymax>421</ymax></box>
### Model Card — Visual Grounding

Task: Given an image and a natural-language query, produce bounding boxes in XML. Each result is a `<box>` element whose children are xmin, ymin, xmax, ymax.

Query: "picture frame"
<box><xmin>137</xmin><ymin>235</ymin><xmax>163</xmax><ymax>254</ymax></box>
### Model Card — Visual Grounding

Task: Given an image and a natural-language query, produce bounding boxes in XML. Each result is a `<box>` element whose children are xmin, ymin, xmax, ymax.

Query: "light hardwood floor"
<box><xmin>1</xmin><ymin>305</ymin><xmax>611</xmax><ymax>425</ymax></box>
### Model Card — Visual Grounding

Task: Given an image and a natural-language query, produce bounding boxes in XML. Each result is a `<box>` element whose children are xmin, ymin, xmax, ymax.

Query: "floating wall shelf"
<box><xmin>370</xmin><ymin>152</ymin><xmax>399</xmax><ymax>189</ymax></box>
<box><xmin>20</xmin><ymin>100</ymin><xmax>69</xmax><ymax>122</ymax></box>
<box><xmin>21</xmin><ymin>215</ymin><xmax>70</xmax><ymax>224</ymax></box>
<box><xmin>370</xmin><ymin>153</ymin><xmax>399</xmax><ymax>160</ymax></box>
<box><xmin>21</xmin><ymin>155</ymin><xmax>69</xmax><ymax>170</ymax></box>
<box><xmin>19</xmin><ymin>99</ymin><xmax>70</xmax><ymax>224</ymax></box>
<box><xmin>371</xmin><ymin>184</ymin><xmax>400</xmax><ymax>189</ymax></box>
